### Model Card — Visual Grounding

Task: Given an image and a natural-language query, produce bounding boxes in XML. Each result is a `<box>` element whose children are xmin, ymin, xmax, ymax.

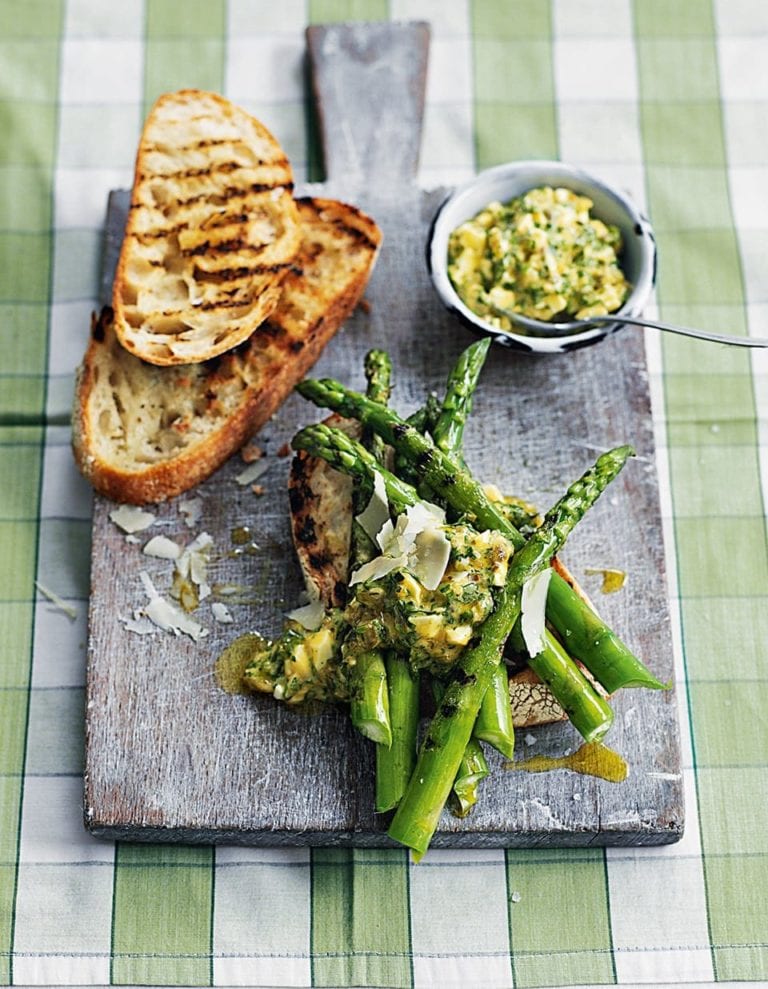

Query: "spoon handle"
<box><xmin>590</xmin><ymin>314</ymin><xmax>768</xmax><ymax>348</ymax></box>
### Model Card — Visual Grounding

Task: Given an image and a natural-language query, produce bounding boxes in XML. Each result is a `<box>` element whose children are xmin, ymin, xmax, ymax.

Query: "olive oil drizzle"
<box><xmin>507</xmin><ymin>741</ymin><xmax>628</xmax><ymax>783</ymax></box>
<box><xmin>214</xmin><ymin>632</ymin><xmax>265</xmax><ymax>694</ymax></box>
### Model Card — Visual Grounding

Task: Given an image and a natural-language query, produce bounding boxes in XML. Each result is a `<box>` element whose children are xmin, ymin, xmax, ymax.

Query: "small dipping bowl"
<box><xmin>427</xmin><ymin>160</ymin><xmax>657</xmax><ymax>354</ymax></box>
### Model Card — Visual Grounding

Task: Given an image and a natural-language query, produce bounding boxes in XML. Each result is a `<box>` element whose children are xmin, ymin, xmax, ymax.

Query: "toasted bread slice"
<box><xmin>73</xmin><ymin>197</ymin><xmax>381</xmax><ymax>504</ymax></box>
<box><xmin>112</xmin><ymin>89</ymin><xmax>302</xmax><ymax>366</ymax></box>
<box><xmin>289</xmin><ymin>414</ymin><xmax>360</xmax><ymax>608</ymax></box>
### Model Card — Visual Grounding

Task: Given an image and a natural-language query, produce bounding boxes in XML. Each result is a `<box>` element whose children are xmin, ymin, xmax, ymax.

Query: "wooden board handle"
<box><xmin>306</xmin><ymin>21</ymin><xmax>430</xmax><ymax>187</ymax></box>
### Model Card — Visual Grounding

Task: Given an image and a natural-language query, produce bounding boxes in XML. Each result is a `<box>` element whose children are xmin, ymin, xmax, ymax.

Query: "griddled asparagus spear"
<box><xmin>432</xmin><ymin>680</ymin><xmax>490</xmax><ymax>817</ymax></box>
<box><xmin>387</xmin><ymin>444</ymin><xmax>633</xmax><ymax>858</ymax></box>
<box><xmin>432</xmin><ymin>338</ymin><xmax>491</xmax><ymax>461</ymax></box>
<box><xmin>431</xmin><ymin>340</ymin><xmax>515</xmax><ymax>761</ymax></box>
<box><xmin>361</xmin><ymin>348</ymin><xmax>392</xmax><ymax>467</ymax></box>
<box><xmin>545</xmin><ymin>572</ymin><xmax>668</xmax><ymax>692</ymax></box>
<box><xmin>394</xmin><ymin>396</ymin><xmax>442</xmax><ymax>492</ymax></box>
<box><xmin>348</xmin><ymin>351</ymin><xmax>393</xmax><ymax>746</ymax></box>
<box><xmin>375</xmin><ymin>650</ymin><xmax>420</xmax><ymax>812</ymax></box>
<box><xmin>294</xmin><ymin>423</ymin><xmax>415</xmax><ymax>514</ymax></box>
<box><xmin>292</xmin><ymin>424</ymin><xmax>614</xmax><ymax>743</ymax></box>
<box><xmin>294</xmin><ymin>377</ymin><xmax>654</xmax><ymax>691</ymax></box>
<box><xmin>473</xmin><ymin>662</ymin><xmax>516</xmax><ymax>758</ymax></box>
<box><xmin>509</xmin><ymin>623</ymin><xmax>614</xmax><ymax>743</ymax></box>
<box><xmin>349</xmin><ymin>649</ymin><xmax>391</xmax><ymax>746</ymax></box>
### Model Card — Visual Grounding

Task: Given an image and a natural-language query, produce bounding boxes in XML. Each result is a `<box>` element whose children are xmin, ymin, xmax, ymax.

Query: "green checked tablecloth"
<box><xmin>2</xmin><ymin>0</ymin><xmax>768</xmax><ymax>986</ymax></box>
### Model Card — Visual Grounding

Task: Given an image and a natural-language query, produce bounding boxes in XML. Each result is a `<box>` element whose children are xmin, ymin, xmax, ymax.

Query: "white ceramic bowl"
<box><xmin>427</xmin><ymin>160</ymin><xmax>657</xmax><ymax>354</ymax></box>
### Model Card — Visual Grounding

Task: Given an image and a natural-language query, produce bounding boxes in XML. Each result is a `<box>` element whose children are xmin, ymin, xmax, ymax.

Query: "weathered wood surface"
<box><xmin>84</xmin><ymin>22</ymin><xmax>683</xmax><ymax>846</ymax></box>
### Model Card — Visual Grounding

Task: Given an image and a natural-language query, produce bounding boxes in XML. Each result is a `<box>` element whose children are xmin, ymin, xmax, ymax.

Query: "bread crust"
<box><xmin>73</xmin><ymin>197</ymin><xmax>381</xmax><ymax>504</ymax></box>
<box><xmin>112</xmin><ymin>89</ymin><xmax>302</xmax><ymax>366</ymax></box>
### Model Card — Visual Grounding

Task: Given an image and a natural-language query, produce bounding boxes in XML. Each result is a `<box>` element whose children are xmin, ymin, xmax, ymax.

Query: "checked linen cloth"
<box><xmin>1</xmin><ymin>0</ymin><xmax>768</xmax><ymax>986</ymax></box>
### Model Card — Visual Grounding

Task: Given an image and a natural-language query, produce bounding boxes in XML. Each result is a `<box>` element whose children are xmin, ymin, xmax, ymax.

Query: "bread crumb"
<box><xmin>251</xmin><ymin>484</ymin><xmax>265</xmax><ymax>496</ymax></box>
<box><xmin>240</xmin><ymin>441</ymin><xmax>264</xmax><ymax>463</ymax></box>
<box><xmin>358</xmin><ymin>297</ymin><xmax>372</xmax><ymax>314</ymax></box>
<box><xmin>277</xmin><ymin>442</ymin><xmax>291</xmax><ymax>458</ymax></box>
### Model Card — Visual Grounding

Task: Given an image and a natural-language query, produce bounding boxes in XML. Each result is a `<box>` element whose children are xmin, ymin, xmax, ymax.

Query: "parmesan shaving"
<box><xmin>145</xmin><ymin>596</ymin><xmax>209</xmax><ymax>641</ymax></box>
<box><xmin>178</xmin><ymin>497</ymin><xmax>203</xmax><ymax>528</ymax></box>
<box><xmin>235</xmin><ymin>459</ymin><xmax>271</xmax><ymax>486</ymax></box>
<box><xmin>355</xmin><ymin>470</ymin><xmax>390</xmax><ymax>542</ymax></box>
<box><xmin>411</xmin><ymin>526</ymin><xmax>451</xmax><ymax>591</ymax></box>
<box><xmin>34</xmin><ymin>580</ymin><xmax>77</xmax><ymax>621</ymax></box>
<box><xmin>349</xmin><ymin>552</ymin><xmax>409</xmax><ymax>586</ymax></box>
<box><xmin>109</xmin><ymin>504</ymin><xmax>156</xmax><ymax>534</ymax></box>
<box><xmin>175</xmin><ymin>531</ymin><xmax>214</xmax><ymax>601</ymax></box>
<box><xmin>211</xmin><ymin>602</ymin><xmax>234</xmax><ymax>624</ymax></box>
<box><xmin>120</xmin><ymin>612</ymin><xmax>156</xmax><ymax>635</ymax></box>
<box><xmin>285</xmin><ymin>598</ymin><xmax>326</xmax><ymax>631</ymax></box>
<box><xmin>520</xmin><ymin>567</ymin><xmax>552</xmax><ymax>657</ymax></box>
<box><xmin>129</xmin><ymin>571</ymin><xmax>209</xmax><ymax>641</ymax></box>
<box><xmin>142</xmin><ymin>535</ymin><xmax>181</xmax><ymax>560</ymax></box>
<box><xmin>350</xmin><ymin>499</ymin><xmax>450</xmax><ymax>590</ymax></box>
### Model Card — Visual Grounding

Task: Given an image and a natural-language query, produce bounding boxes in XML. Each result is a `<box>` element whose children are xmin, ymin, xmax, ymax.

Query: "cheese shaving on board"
<box><xmin>211</xmin><ymin>602</ymin><xmax>234</xmax><ymax>624</ymax></box>
<box><xmin>178</xmin><ymin>497</ymin><xmax>203</xmax><ymax>528</ymax></box>
<box><xmin>520</xmin><ymin>567</ymin><xmax>553</xmax><ymax>657</ymax></box>
<box><xmin>234</xmin><ymin>459</ymin><xmax>271</xmax><ymax>487</ymax></box>
<box><xmin>142</xmin><ymin>535</ymin><xmax>182</xmax><ymax>560</ymax></box>
<box><xmin>135</xmin><ymin>570</ymin><xmax>209</xmax><ymax>641</ymax></box>
<box><xmin>175</xmin><ymin>531</ymin><xmax>214</xmax><ymax>601</ymax></box>
<box><xmin>109</xmin><ymin>504</ymin><xmax>156</xmax><ymax>534</ymax></box>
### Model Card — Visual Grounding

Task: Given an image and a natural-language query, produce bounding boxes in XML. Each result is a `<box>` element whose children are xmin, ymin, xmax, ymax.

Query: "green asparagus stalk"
<box><xmin>449</xmin><ymin>739</ymin><xmax>490</xmax><ymax>818</ymax></box>
<box><xmin>473</xmin><ymin>662</ymin><xmax>516</xmax><ymax>759</ymax></box>
<box><xmin>432</xmin><ymin>680</ymin><xmax>490</xmax><ymax>817</ymax></box>
<box><xmin>349</xmin><ymin>649</ymin><xmax>391</xmax><ymax>746</ymax></box>
<box><xmin>431</xmin><ymin>340</ymin><xmax>515</xmax><ymax>761</ymax></box>
<box><xmin>432</xmin><ymin>338</ymin><xmax>491</xmax><ymax>460</ymax></box>
<box><xmin>394</xmin><ymin>395</ymin><xmax>442</xmax><ymax>492</ymax></box>
<box><xmin>387</xmin><ymin>444</ymin><xmax>633</xmax><ymax>858</ymax></box>
<box><xmin>545</xmin><ymin>571</ymin><xmax>668</xmax><ymax>692</ymax></box>
<box><xmin>362</xmin><ymin>349</ymin><xmax>392</xmax><ymax>468</ymax></box>
<box><xmin>509</xmin><ymin>624</ymin><xmax>613</xmax><ymax>743</ymax></box>
<box><xmin>294</xmin><ymin>423</ymin><xmax>417</xmax><ymax>515</ymax></box>
<box><xmin>292</xmin><ymin>424</ymin><xmax>619</xmax><ymax>744</ymax></box>
<box><xmin>348</xmin><ymin>351</ymin><xmax>394</xmax><ymax>745</ymax></box>
<box><xmin>375</xmin><ymin>652</ymin><xmax>420</xmax><ymax>812</ymax></box>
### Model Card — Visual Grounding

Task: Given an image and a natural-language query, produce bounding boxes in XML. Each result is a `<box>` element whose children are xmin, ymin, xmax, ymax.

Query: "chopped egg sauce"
<box><xmin>242</xmin><ymin>519</ymin><xmax>515</xmax><ymax>703</ymax></box>
<box><xmin>447</xmin><ymin>185</ymin><xmax>630</xmax><ymax>330</ymax></box>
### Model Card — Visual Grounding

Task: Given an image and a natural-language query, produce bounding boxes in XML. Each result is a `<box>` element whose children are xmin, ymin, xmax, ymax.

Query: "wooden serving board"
<box><xmin>84</xmin><ymin>22</ymin><xmax>683</xmax><ymax>847</ymax></box>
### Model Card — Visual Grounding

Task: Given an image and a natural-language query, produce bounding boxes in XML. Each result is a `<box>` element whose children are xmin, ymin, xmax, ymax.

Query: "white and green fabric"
<box><xmin>2</xmin><ymin>0</ymin><xmax>768</xmax><ymax>986</ymax></box>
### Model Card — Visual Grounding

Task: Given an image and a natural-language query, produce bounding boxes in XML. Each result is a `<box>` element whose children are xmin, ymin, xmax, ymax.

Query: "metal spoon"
<box><xmin>491</xmin><ymin>307</ymin><xmax>768</xmax><ymax>348</ymax></box>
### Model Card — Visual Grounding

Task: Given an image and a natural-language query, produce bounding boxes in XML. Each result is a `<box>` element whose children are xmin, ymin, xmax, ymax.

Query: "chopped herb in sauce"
<box><xmin>447</xmin><ymin>185</ymin><xmax>630</xmax><ymax>330</ymax></box>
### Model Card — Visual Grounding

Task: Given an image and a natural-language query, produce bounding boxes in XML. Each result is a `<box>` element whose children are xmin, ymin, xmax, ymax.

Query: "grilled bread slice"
<box><xmin>289</xmin><ymin>414</ymin><xmax>360</xmax><ymax>609</ymax></box>
<box><xmin>73</xmin><ymin>196</ymin><xmax>381</xmax><ymax>504</ymax></box>
<box><xmin>112</xmin><ymin>89</ymin><xmax>302</xmax><ymax>366</ymax></box>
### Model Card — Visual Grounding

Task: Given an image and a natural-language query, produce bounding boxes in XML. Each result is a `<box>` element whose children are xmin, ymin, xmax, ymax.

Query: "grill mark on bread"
<box><xmin>294</xmin><ymin>196</ymin><xmax>380</xmax><ymax>250</ymax></box>
<box><xmin>167</xmin><ymin>180</ymin><xmax>294</xmax><ymax>209</ymax></box>
<box><xmin>181</xmin><ymin>237</ymin><xmax>270</xmax><ymax>258</ymax></box>
<box><xmin>130</xmin><ymin>212</ymin><xmax>252</xmax><ymax>241</ymax></box>
<box><xmin>144</xmin><ymin>139</ymin><xmax>287</xmax><ymax>164</ymax></box>
<box><xmin>192</xmin><ymin>261</ymin><xmax>292</xmax><ymax>283</ymax></box>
